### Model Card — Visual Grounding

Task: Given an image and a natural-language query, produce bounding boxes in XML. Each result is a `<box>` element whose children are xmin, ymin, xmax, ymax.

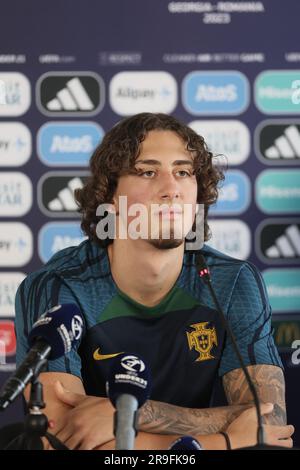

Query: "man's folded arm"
<box><xmin>222</xmin><ymin>364</ymin><xmax>287</xmax><ymax>426</ymax></box>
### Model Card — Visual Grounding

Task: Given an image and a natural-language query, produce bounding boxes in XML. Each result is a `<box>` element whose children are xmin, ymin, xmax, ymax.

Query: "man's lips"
<box><xmin>153</xmin><ymin>207</ymin><xmax>184</xmax><ymax>220</ymax></box>
<box><xmin>154</xmin><ymin>206</ymin><xmax>183</xmax><ymax>215</ymax></box>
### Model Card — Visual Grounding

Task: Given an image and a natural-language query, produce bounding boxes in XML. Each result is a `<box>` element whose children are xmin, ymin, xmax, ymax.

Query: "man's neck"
<box><xmin>107</xmin><ymin>240</ymin><xmax>185</xmax><ymax>307</ymax></box>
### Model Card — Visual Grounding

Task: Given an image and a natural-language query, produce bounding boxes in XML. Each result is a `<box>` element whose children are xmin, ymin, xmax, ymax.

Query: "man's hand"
<box><xmin>53</xmin><ymin>381</ymin><xmax>115</xmax><ymax>450</ymax></box>
<box><xmin>226</xmin><ymin>403</ymin><xmax>294</xmax><ymax>449</ymax></box>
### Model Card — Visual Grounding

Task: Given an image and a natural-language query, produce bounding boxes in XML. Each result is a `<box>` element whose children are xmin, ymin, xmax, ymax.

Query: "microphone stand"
<box><xmin>3</xmin><ymin>360</ymin><xmax>68</xmax><ymax>450</ymax></box>
<box><xmin>195</xmin><ymin>253</ymin><xmax>265</xmax><ymax>446</ymax></box>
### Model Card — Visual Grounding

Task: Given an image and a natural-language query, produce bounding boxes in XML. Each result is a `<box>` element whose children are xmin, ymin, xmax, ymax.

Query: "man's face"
<box><xmin>112</xmin><ymin>130</ymin><xmax>198</xmax><ymax>250</ymax></box>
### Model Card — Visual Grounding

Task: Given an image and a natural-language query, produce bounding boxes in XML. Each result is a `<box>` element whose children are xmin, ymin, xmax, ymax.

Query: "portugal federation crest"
<box><xmin>186</xmin><ymin>322</ymin><xmax>218</xmax><ymax>362</ymax></box>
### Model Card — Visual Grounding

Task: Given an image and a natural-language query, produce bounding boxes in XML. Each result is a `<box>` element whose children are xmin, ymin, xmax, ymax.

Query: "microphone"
<box><xmin>195</xmin><ymin>253</ymin><xmax>265</xmax><ymax>447</ymax></box>
<box><xmin>106</xmin><ymin>353</ymin><xmax>151</xmax><ymax>450</ymax></box>
<box><xmin>0</xmin><ymin>303</ymin><xmax>84</xmax><ymax>411</ymax></box>
<box><xmin>168</xmin><ymin>436</ymin><xmax>203</xmax><ymax>450</ymax></box>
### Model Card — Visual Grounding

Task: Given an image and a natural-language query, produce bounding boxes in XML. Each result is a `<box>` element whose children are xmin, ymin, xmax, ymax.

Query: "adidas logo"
<box><xmin>256</xmin><ymin>122</ymin><xmax>300</xmax><ymax>163</ymax></box>
<box><xmin>257</xmin><ymin>221</ymin><xmax>300</xmax><ymax>262</ymax></box>
<box><xmin>38</xmin><ymin>172</ymin><xmax>88</xmax><ymax>217</ymax></box>
<box><xmin>37</xmin><ymin>72</ymin><xmax>104</xmax><ymax>116</ymax></box>
<box><xmin>46</xmin><ymin>77</ymin><xmax>94</xmax><ymax>111</ymax></box>
<box><xmin>48</xmin><ymin>177</ymin><xmax>84</xmax><ymax>211</ymax></box>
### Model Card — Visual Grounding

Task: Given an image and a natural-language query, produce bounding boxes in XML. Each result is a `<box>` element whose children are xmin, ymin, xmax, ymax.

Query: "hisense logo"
<box><xmin>291</xmin><ymin>80</ymin><xmax>300</xmax><ymax>105</ymax></box>
<box><xmin>255</xmin><ymin>71</ymin><xmax>300</xmax><ymax>114</ymax></box>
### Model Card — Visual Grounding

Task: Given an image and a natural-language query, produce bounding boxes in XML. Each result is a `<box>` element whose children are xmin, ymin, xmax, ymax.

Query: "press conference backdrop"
<box><xmin>0</xmin><ymin>0</ymin><xmax>299</xmax><ymax>446</ymax></box>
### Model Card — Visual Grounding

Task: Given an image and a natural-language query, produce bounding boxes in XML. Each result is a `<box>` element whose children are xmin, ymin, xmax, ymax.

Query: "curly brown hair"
<box><xmin>75</xmin><ymin>112</ymin><xmax>224</xmax><ymax>247</ymax></box>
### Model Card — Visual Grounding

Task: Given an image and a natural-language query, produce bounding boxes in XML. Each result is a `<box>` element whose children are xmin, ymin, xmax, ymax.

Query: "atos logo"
<box><xmin>182</xmin><ymin>71</ymin><xmax>249</xmax><ymax>115</ymax></box>
<box><xmin>210</xmin><ymin>170</ymin><xmax>251</xmax><ymax>215</ymax></box>
<box><xmin>38</xmin><ymin>222</ymin><xmax>87</xmax><ymax>263</ymax></box>
<box><xmin>37</xmin><ymin>122</ymin><xmax>104</xmax><ymax>166</ymax></box>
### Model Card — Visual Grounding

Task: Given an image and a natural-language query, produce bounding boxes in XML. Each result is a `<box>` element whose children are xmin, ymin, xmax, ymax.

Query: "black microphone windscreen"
<box><xmin>28</xmin><ymin>303</ymin><xmax>84</xmax><ymax>360</ymax></box>
<box><xmin>168</xmin><ymin>436</ymin><xmax>202</xmax><ymax>450</ymax></box>
<box><xmin>106</xmin><ymin>353</ymin><xmax>151</xmax><ymax>408</ymax></box>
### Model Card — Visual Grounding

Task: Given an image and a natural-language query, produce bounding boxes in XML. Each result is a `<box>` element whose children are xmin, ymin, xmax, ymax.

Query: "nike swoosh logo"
<box><xmin>93</xmin><ymin>348</ymin><xmax>123</xmax><ymax>361</ymax></box>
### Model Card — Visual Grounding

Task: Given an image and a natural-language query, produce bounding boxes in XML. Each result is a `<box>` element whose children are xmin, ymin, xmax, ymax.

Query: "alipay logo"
<box><xmin>182</xmin><ymin>71</ymin><xmax>249</xmax><ymax>115</ymax></box>
<box><xmin>0</xmin><ymin>272</ymin><xmax>26</xmax><ymax>317</ymax></box>
<box><xmin>255</xmin><ymin>170</ymin><xmax>300</xmax><ymax>214</ymax></box>
<box><xmin>0</xmin><ymin>172</ymin><xmax>32</xmax><ymax>216</ymax></box>
<box><xmin>255</xmin><ymin>70</ymin><xmax>300</xmax><ymax>114</ymax></box>
<box><xmin>38</xmin><ymin>122</ymin><xmax>104</xmax><ymax>166</ymax></box>
<box><xmin>0</xmin><ymin>223</ymin><xmax>33</xmax><ymax>267</ymax></box>
<box><xmin>189</xmin><ymin>120</ymin><xmax>250</xmax><ymax>165</ymax></box>
<box><xmin>38</xmin><ymin>222</ymin><xmax>87</xmax><ymax>263</ymax></box>
<box><xmin>0</xmin><ymin>122</ymin><xmax>31</xmax><ymax>167</ymax></box>
<box><xmin>109</xmin><ymin>71</ymin><xmax>177</xmax><ymax>115</ymax></box>
<box><xmin>263</xmin><ymin>269</ymin><xmax>300</xmax><ymax>313</ymax></box>
<box><xmin>209</xmin><ymin>170</ymin><xmax>251</xmax><ymax>215</ymax></box>
<box><xmin>0</xmin><ymin>72</ymin><xmax>31</xmax><ymax>116</ymax></box>
<box><xmin>206</xmin><ymin>219</ymin><xmax>251</xmax><ymax>260</ymax></box>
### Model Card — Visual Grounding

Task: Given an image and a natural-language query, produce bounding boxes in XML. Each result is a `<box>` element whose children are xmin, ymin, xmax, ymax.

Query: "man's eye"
<box><xmin>137</xmin><ymin>170</ymin><xmax>155</xmax><ymax>178</ymax></box>
<box><xmin>177</xmin><ymin>170</ymin><xmax>192</xmax><ymax>177</ymax></box>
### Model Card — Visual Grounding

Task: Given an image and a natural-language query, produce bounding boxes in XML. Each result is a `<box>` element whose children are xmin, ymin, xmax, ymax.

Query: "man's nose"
<box><xmin>158</xmin><ymin>172</ymin><xmax>181</xmax><ymax>200</ymax></box>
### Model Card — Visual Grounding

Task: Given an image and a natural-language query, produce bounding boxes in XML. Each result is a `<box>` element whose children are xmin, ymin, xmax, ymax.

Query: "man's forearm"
<box><xmin>98</xmin><ymin>432</ymin><xmax>227</xmax><ymax>450</ymax></box>
<box><xmin>139</xmin><ymin>400</ymin><xmax>251</xmax><ymax>435</ymax></box>
<box><xmin>223</xmin><ymin>365</ymin><xmax>287</xmax><ymax>426</ymax></box>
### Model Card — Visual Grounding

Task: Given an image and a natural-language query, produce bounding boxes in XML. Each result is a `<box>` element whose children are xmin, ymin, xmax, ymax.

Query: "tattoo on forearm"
<box><xmin>223</xmin><ymin>365</ymin><xmax>287</xmax><ymax>425</ymax></box>
<box><xmin>138</xmin><ymin>365</ymin><xmax>287</xmax><ymax>435</ymax></box>
<box><xmin>139</xmin><ymin>401</ymin><xmax>250</xmax><ymax>435</ymax></box>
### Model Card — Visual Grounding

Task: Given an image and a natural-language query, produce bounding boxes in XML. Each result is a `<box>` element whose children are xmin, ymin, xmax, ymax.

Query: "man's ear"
<box><xmin>110</xmin><ymin>196</ymin><xmax>119</xmax><ymax>216</ymax></box>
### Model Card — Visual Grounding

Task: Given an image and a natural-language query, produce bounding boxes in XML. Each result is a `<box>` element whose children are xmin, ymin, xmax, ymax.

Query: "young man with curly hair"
<box><xmin>15</xmin><ymin>113</ymin><xmax>294</xmax><ymax>450</ymax></box>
